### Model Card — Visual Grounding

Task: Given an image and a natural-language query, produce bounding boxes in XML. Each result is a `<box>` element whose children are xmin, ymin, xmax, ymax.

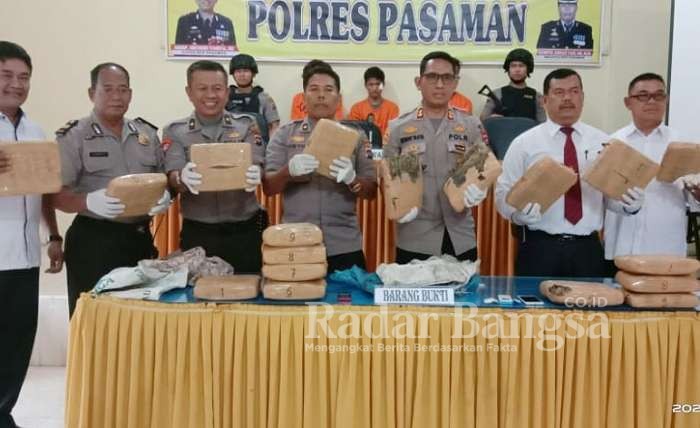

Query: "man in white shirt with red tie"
<box><xmin>604</xmin><ymin>72</ymin><xmax>700</xmax><ymax>266</ymax></box>
<box><xmin>495</xmin><ymin>68</ymin><xmax>645</xmax><ymax>277</ymax></box>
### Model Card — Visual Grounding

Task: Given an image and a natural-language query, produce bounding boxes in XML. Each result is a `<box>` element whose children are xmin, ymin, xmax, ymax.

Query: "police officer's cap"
<box><xmin>229</xmin><ymin>53</ymin><xmax>258</xmax><ymax>75</ymax></box>
<box><xmin>558</xmin><ymin>0</ymin><xmax>577</xmax><ymax>4</ymax></box>
<box><xmin>503</xmin><ymin>48</ymin><xmax>534</xmax><ymax>76</ymax></box>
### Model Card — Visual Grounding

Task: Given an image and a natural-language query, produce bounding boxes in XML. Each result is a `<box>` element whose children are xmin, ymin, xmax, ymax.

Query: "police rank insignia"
<box><xmin>403</xmin><ymin>126</ymin><xmax>418</xmax><ymax>134</ymax></box>
<box><xmin>447</xmin><ymin>110</ymin><xmax>455</xmax><ymax>120</ymax></box>
<box><xmin>224</xmin><ymin>115</ymin><xmax>233</xmax><ymax>126</ymax></box>
<box><xmin>138</xmin><ymin>134</ymin><xmax>150</xmax><ymax>146</ymax></box>
<box><xmin>291</xmin><ymin>135</ymin><xmax>305</xmax><ymax>143</ymax></box>
<box><xmin>301</xmin><ymin>122</ymin><xmax>310</xmax><ymax>132</ymax></box>
<box><xmin>188</xmin><ymin>118</ymin><xmax>196</xmax><ymax>130</ymax></box>
<box><xmin>453</xmin><ymin>125</ymin><xmax>465</xmax><ymax>133</ymax></box>
<box><xmin>228</xmin><ymin>131</ymin><xmax>240</xmax><ymax>139</ymax></box>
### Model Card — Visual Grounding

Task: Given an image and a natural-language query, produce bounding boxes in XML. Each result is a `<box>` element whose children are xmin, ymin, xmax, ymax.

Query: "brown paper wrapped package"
<box><xmin>380</xmin><ymin>153</ymin><xmax>423</xmax><ymax>220</ymax></box>
<box><xmin>625</xmin><ymin>291</ymin><xmax>699</xmax><ymax>309</ymax></box>
<box><xmin>262</xmin><ymin>223</ymin><xmax>323</xmax><ymax>247</ymax></box>
<box><xmin>0</xmin><ymin>141</ymin><xmax>62</xmax><ymax>196</ymax></box>
<box><xmin>539</xmin><ymin>280</ymin><xmax>624</xmax><ymax>307</ymax></box>
<box><xmin>262</xmin><ymin>244</ymin><xmax>327</xmax><ymax>265</ymax></box>
<box><xmin>190</xmin><ymin>143</ymin><xmax>251</xmax><ymax>192</ymax></box>
<box><xmin>505</xmin><ymin>156</ymin><xmax>577</xmax><ymax>213</ymax></box>
<box><xmin>443</xmin><ymin>150</ymin><xmax>502</xmax><ymax>213</ymax></box>
<box><xmin>656</xmin><ymin>142</ymin><xmax>700</xmax><ymax>182</ymax></box>
<box><xmin>262</xmin><ymin>263</ymin><xmax>327</xmax><ymax>281</ymax></box>
<box><xmin>582</xmin><ymin>140</ymin><xmax>658</xmax><ymax>200</ymax></box>
<box><xmin>262</xmin><ymin>279</ymin><xmax>326</xmax><ymax>300</ymax></box>
<box><xmin>106</xmin><ymin>173</ymin><xmax>167</xmax><ymax>218</ymax></box>
<box><xmin>614</xmin><ymin>255</ymin><xmax>700</xmax><ymax>276</ymax></box>
<box><xmin>615</xmin><ymin>271</ymin><xmax>700</xmax><ymax>293</ymax></box>
<box><xmin>194</xmin><ymin>275</ymin><xmax>260</xmax><ymax>300</ymax></box>
<box><xmin>302</xmin><ymin>118</ymin><xmax>360</xmax><ymax>179</ymax></box>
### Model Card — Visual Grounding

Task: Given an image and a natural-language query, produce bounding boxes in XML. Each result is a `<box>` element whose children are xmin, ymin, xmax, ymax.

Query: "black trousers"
<box><xmin>65</xmin><ymin>216</ymin><xmax>156</xmax><ymax>317</ymax></box>
<box><xmin>327</xmin><ymin>250</ymin><xmax>367</xmax><ymax>273</ymax></box>
<box><xmin>0</xmin><ymin>268</ymin><xmax>39</xmax><ymax>428</ymax></box>
<box><xmin>515</xmin><ymin>228</ymin><xmax>607</xmax><ymax>277</ymax></box>
<box><xmin>396</xmin><ymin>228</ymin><xmax>478</xmax><ymax>264</ymax></box>
<box><xmin>180</xmin><ymin>210</ymin><xmax>268</xmax><ymax>274</ymax></box>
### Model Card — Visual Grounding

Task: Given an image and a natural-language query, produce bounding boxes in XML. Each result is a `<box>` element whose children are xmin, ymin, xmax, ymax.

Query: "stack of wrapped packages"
<box><xmin>614</xmin><ymin>255</ymin><xmax>700</xmax><ymax>308</ymax></box>
<box><xmin>261</xmin><ymin>223</ymin><xmax>328</xmax><ymax>300</ymax></box>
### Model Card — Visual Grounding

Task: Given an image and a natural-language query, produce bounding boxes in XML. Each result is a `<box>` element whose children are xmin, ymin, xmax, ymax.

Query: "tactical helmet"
<box><xmin>503</xmin><ymin>48</ymin><xmax>534</xmax><ymax>76</ymax></box>
<box><xmin>229</xmin><ymin>53</ymin><xmax>258</xmax><ymax>75</ymax></box>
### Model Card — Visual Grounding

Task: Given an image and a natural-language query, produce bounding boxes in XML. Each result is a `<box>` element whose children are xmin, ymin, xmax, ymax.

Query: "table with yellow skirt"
<box><xmin>65</xmin><ymin>294</ymin><xmax>700</xmax><ymax>428</ymax></box>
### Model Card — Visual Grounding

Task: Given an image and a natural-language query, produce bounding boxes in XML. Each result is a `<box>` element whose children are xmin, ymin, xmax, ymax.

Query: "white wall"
<box><xmin>1</xmin><ymin>0</ymin><xmax>672</xmax><ymax>137</ymax></box>
<box><xmin>668</xmin><ymin>0</ymin><xmax>700</xmax><ymax>139</ymax></box>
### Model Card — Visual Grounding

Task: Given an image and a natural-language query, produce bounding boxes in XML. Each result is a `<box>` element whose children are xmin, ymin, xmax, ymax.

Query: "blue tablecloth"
<box><xmin>158</xmin><ymin>276</ymin><xmax>698</xmax><ymax>312</ymax></box>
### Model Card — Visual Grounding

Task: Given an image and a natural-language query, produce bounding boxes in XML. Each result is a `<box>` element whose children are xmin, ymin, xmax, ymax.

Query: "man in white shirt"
<box><xmin>495</xmin><ymin>68</ymin><xmax>645</xmax><ymax>277</ymax></box>
<box><xmin>604</xmin><ymin>73</ymin><xmax>700</xmax><ymax>266</ymax></box>
<box><xmin>0</xmin><ymin>41</ymin><xmax>63</xmax><ymax>428</ymax></box>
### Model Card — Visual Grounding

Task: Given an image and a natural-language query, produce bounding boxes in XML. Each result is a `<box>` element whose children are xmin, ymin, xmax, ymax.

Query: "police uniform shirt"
<box><xmin>495</xmin><ymin>119</ymin><xmax>608</xmax><ymax>235</ymax></box>
<box><xmin>57</xmin><ymin>112</ymin><xmax>163</xmax><ymax>223</ymax></box>
<box><xmin>536</xmin><ymin>20</ymin><xmax>593</xmax><ymax>49</ymax></box>
<box><xmin>259</xmin><ymin>91</ymin><xmax>280</xmax><ymax>125</ymax></box>
<box><xmin>264</xmin><ymin>117</ymin><xmax>376</xmax><ymax>256</ymax></box>
<box><xmin>604</xmin><ymin>124</ymin><xmax>699</xmax><ymax>259</ymax></box>
<box><xmin>0</xmin><ymin>110</ymin><xmax>46</xmax><ymax>270</ymax></box>
<box><xmin>163</xmin><ymin>111</ymin><xmax>263</xmax><ymax>223</ymax></box>
<box><xmin>383</xmin><ymin>107</ymin><xmax>484</xmax><ymax>256</ymax></box>
<box><xmin>175</xmin><ymin>12</ymin><xmax>236</xmax><ymax>46</ymax></box>
<box><xmin>481</xmin><ymin>86</ymin><xmax>546</xmax><ymax>123</ymax></box>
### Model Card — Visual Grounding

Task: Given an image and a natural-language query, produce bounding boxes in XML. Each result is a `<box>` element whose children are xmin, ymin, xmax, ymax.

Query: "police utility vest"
<box><xmin>226</xmin><ymin>85</ymin><xmax>269</xmax><ymax>142</ymax></box>
<box><xmin>500</xmin><ymin>86</ymin><xmax>538</xmax><ymax>121</ymax></box>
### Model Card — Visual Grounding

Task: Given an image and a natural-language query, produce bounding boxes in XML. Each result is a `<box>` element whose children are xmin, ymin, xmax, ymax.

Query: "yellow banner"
<box><xmin>167</xmin><ymin>0</ymin><xmax>602</xmax><ymax>64</ymax></box>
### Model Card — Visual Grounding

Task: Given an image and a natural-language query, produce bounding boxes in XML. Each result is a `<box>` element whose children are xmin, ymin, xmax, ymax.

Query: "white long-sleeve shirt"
<box><xmin>495</xmin><ymin>119</ymin><xmax>609</xmax><ymax>235</ymax></box>
<box><xmin>0</xmin><ymin>110</ymin><xmax>46</xmax><ymax>270</ymax></box>
<box><xmin>604</xmin><ymin>123</ymin><xmax>696</xmax><ymax>259</ymax></box>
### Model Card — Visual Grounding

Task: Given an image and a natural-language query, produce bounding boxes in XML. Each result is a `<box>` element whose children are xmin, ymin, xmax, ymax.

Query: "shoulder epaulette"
<box><xmin>55</xmin><ymin>120</ymin><xmax>79</xmax><ymax>137</ymax></box>
<box><xmin>135</xmin><ymin>117</ymin><xmax>158</xmax><ymax>131</ymax></box>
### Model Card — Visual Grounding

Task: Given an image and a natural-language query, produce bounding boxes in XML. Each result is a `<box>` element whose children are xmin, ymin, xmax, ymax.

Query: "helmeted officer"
<box><xmin>226</xmin><ymin>53</ymin><xmax>280</xmax><ymax>141</ymax></box>
<box><xmin>479</xmin><ymin>48</ymin><xmax>545</xmax><ymax>123</ymax></box>
<box><xmin>175</xmin><ymin>0</ymin><xmax>236</xmax><ymax>46</ymax></box>
<box><xmin>263</xmin><ymin>64</ymin><xmax>377</xmax><ymax>273</ymax></box>
<box><xmin>384</xmin><ymin>51</ymin><xmax>490</xmax><ymax>264</ymax></box>
<box><xmin>536</xmin><ymin>0</ymin><xmax>593</xmax><ymax>50</ymax></box>
<box><xmin>53</xmin><ymin>63</ymin><xmax>171</xmax><ymax>317</ymax></box>
<box><xmin>164</xmin><ymin>60</ymin><xmax>266</xmax><ymax>273</ymax></box>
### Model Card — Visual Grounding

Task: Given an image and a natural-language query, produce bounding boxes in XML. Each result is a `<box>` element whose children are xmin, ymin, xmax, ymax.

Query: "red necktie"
<box><xmin>561</xmin><ymin>127</ymin><xmax>582</xmax><ymax>225</ymax></box>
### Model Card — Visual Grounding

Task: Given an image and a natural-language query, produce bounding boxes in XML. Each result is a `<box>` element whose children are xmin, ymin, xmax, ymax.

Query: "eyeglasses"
<box><xmin>422</xmin><ymin>73</ymin><xmax>458</xmax><ymax>84</ymax></box>
<box><xmin>629</xmin><ymin>92</ymin><xmax>667</xmax><ymax>102</ymax></box>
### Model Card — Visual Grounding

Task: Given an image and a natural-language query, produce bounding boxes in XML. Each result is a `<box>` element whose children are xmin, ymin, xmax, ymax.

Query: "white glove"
<box><xmin>245</xmin><ymin>165</ymin><xmax>262</xmax><ymax>192</ymax></box>
<box><xmin>288</xmin><ymin>154</ymin><xmax>319</xmax><ymax>177</ymax></box>
<box><xmin>180</xmin><ymin>162</ymin><xmax>202</xmax><ymax>195</ymax></box>
<box><xmin>329</xmin><ymin>156</ymin><xmax>357</xmax><ymax>185</ymax></box>
<box><xmin>86</xmin><ymin>188</ymin><xmax>125</xmax><ymax>219</ymax></box>
<box><xmin>397</xmin><ymin>207</ymin><xmax>419</xmax><ymax>224</ymax></box>
<box><xmin>463</xmin><ymin>184</ymin><xmax>487</xmax><ymax>208</ymax></box>
<box><xmin>511</xmin><ymin>202</ymin><xmax>542</xmax><ymax>226</ymax></box>
<box><xmin>148</xmin><ymin>190</ymin><xmax>172</xmax><ymax>216</ymax></box>
<box><xmin>621</xmin><ymin>186</ymin><xmax>644</xmax><ymax>214</ymax></box>
<box><xmin>683</xmin><ymin>174</ymin><xmax>700</xmax><ymax>201</ymax></box>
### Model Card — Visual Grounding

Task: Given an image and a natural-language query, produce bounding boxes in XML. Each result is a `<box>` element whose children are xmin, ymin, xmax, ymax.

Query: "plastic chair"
<box><xmin>482</xmin><ymin>117</ymin><xmax>538</xmax><ymax>160</ymax></box>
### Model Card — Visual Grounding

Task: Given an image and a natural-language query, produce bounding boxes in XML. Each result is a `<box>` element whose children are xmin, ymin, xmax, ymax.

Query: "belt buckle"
<box><xmin>558</xmin><ymin>234</ymin><xmax>575</xmax><ymax>241</ymax></box>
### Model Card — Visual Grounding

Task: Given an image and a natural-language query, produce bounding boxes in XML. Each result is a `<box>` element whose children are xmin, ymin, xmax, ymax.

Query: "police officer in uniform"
<box><xmin>537</xmin><ymin>0</ymin><xmax>593</xmax><ymax>50</ymax></box>
<box><xmin>226</xmin><ymin>53</ymin><xmax>280</xmax><ymax>141</ymax></box>
<box><xmin>264</xmin><ymin>64</ymin><xmax>377</xmax><ymax>273</ymax></box>
<box><xmin>165</xmin><ymin>60</ymin><xmax>266</xmax><ymax>273</ymax></box>
<box><xmin>384</xmin><ymin>51</ymin><xmax>490</xmax><ymax>264</ymax></box>
<box><xmin>175</xmin><ymin>0</ymin><xmax>236</xmax><ymax>46</ymax></box>
<box><xmin>53</xmin><ymin>63</ymin><xmax>171</xmax><ymax>317</ymax></box>
<box><xmin>479</xmin><ymin>48</ymin><xmax>545</xmax><ymax>123</ymax></box>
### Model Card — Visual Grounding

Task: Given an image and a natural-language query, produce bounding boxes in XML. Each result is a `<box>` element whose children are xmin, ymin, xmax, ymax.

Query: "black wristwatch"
<box><xmin>49</xmin><ymin>235</ymin><xmax>63</xmax><ymax>242</ymax></box>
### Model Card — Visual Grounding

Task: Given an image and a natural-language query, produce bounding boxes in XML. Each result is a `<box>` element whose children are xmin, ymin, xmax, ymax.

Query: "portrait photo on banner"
<box><xmin>166</xmin><ymin>0</ymin><xmax>603</xmax><ymax>64</ymax></box>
